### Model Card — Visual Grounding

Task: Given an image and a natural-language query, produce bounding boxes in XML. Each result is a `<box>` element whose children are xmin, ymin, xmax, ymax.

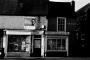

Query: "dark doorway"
<box><xmin>32</xmin><ymin>35</ymin><xmax>41</xmax><ymax>57</ymax></box>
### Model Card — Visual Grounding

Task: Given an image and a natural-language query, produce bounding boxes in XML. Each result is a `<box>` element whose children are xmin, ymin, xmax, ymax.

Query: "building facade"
<box><xmin>75</xmin><ymin>3</ymin><xmax>90</xmax><ymax>57</ymax></box>
<box><xmin>0</xmin><ymin>1</ymin><xmax>77</xmax><ymax>57</ymax></box>
<box><xmin>0</xmin><ymin>16</ymin><xmax>47</xmax><ymax>57</ymax></box>
<box><xmin>46</xmin><ymin>1</ymin><xmax>76</xmax><ymax>57</ymax></box>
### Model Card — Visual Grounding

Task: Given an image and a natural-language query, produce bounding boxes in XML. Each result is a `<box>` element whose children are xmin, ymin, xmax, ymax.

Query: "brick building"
<box><xmin>46</xmin><ymin>1</ymin><xmax>76</xmax><ymax>57</ymax></box>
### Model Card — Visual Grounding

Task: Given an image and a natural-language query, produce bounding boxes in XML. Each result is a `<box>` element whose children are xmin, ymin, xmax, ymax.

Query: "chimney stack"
<box><xmin>71</xmin><ymin>0</ymin><xmax>75</xmax><ymax>12</ymax></box>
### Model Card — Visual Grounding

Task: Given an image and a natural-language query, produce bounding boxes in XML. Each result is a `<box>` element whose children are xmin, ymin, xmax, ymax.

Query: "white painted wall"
<box><xmin>0</xmin><ymin>16</ymin><xmax>24</xmax><ymax>29</ymax></box>
<box><xmin>0</xmin><ymin>16</ymin><xmax>37</xmax><ymax>29</ymax></box>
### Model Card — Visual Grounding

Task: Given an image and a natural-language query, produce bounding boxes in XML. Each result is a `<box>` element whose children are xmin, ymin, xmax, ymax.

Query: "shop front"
<box><xmin>3</xmin><ymin>30</ymin><xmax>45</xmax><ymax>57</ymax></box>
<box><xmin>45</xmin><ymin>32</ymin><xmax>69</xmax><ymax>57</ymax></box>
<box><xmin>3</xmin><ymin>30</ymin><xmax>31</xmax><ymax>57</ymax></box>
<box><xmin>0</xmin><ymin>16</ymin><xmax>47</xmax><ymax>57</ymax></box>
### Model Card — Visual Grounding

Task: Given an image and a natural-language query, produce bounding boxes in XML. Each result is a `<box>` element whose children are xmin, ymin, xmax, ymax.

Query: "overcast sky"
<box><xmin>50</xmin><ymin>0</ymin><xmax>90</xmax><ymax>11</ymax></box>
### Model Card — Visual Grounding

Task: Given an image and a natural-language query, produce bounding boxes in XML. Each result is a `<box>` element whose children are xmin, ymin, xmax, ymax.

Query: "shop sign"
<box><xmin>6</xmin><ymin>30</ymin><xmax>31</xmax><ymax>35</ymax></box>
<box><xmin>24</xmin><ymin>17</ymin><xmax>37</xmax><ymax>30</ymax></box>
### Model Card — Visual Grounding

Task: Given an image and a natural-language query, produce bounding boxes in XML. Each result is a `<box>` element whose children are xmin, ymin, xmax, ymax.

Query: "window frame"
<box><xmin>57</xmin><ymin>17</ymin><xmax>66</xmax><ymax>32</ymax></box>
<box><xmin>7</xmin><ymin>35</ymin><xmax>31</xmax><ymax>52</ymax></box>
<box><xmin>47</xmin><ymin>36</ymin><xmax>67</xmax><ymax>51</ymax></box>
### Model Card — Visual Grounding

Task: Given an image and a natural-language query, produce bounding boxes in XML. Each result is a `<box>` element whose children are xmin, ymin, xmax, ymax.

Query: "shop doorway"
<box><xmin>32</xmin><ymin>35</ymin><xmax>41</xmax><ymax>57</ymax></box>
<box><xmin>7</xmin><ymin>35</ymin><xmax>31</xmax><ymax>57</ymax></box>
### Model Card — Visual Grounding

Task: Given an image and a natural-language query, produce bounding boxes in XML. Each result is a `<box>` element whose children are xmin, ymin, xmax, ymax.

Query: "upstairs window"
<box><xmin>57</xmin><ymin>17</ymin><xmax>66</xmax><ymax>32</ymax></box>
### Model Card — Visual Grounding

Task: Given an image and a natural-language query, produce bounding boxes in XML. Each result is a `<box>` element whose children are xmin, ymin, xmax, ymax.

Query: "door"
<box><xmin>32</xmin><ymin>35</ymin><xmax>41</xmax><ymax>57</ymax></box>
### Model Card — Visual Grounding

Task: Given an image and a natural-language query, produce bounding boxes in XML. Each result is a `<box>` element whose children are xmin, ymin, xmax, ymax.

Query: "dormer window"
<box><xmin>57</xmin><ymin>17</ymin><xmax>66</xmax><ymax>32</ymax></box>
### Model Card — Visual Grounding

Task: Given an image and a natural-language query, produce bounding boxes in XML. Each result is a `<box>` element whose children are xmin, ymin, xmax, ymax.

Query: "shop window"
<box><xmin>47</xmin><ymin>38</ymin><xmax>66</xmax><ymax>50</ymax></box>
<box><xmin>8</xmin><ymin>35</ymin><xmax>31</xmax><ymax>52</ymax></box>
<box><xmin>57</xmin><ymin>17</ymin><xmax>66</xmax><ymax>32</ymax></box>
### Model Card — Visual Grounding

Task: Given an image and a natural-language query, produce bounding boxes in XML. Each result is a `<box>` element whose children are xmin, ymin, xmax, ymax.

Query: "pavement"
<box><xmin>0</xmin><ymin>57</ymin><xmax>90</xmax><ymax>60</ymax></box>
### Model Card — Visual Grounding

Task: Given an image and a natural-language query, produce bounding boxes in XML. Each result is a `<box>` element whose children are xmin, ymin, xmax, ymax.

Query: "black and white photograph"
<box><xmin>0</xmin><ymin>0</ymin><xmax>90</xmax><ymax>60</ymax></box>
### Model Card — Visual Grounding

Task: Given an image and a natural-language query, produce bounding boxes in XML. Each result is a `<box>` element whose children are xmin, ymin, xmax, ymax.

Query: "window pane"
<box><xmin>34</xmin><ymin>40</ymin><xmax>41</xmax><ymax>48</ymax></box>
<box><xmin>58</xmin><ymin>19</ymin><xmax>65</xmax><ymax>24</ymax></box>
<box><xmin>47</xmin><ymin>39</ymin><xmax>52</xmax><ymax>50</ymax></box>
<box><xmin>57</xmin><ymin>17</ymin><xmax>65</xmax><ymax>31</ymax></box>
<box><xmin>62</xmin><ymin>39</ymin><xmax>66</xmax><ymax>50</ymax></box>
<box><xmin>47</xmin><ymin>39</ymin><xmax>56</xmax><ymax>50</ymax></box>
<box><xmin>52</xmin><ymin>39</ymin><xmax>56</xmax><ymax>50</ymax></box>
<box><xmin>57</xmin><ymin>39</ymin><xmax>61</xmax><ymax>50</ymax></box>
<box><xmin>58</xmin><ymin>25</ymin><xmax>64</xmax><ymax>31</ymax></box>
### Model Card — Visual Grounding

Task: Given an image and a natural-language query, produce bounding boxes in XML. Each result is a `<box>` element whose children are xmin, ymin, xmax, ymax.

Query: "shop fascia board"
<box><xmin>4</xmin><ymin>30</ymin><xmax>44</xmax><ymax>35</ymax></box>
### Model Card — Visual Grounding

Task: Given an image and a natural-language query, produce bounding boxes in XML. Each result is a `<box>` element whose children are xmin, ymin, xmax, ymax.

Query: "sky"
<box><xmin>50</xmin><ymin>0</ymin><xmax>90</xmax><ymax>11</ymax></box>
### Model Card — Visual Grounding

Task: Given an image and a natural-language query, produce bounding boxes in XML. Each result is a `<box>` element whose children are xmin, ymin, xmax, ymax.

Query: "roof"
<box><xmin>48</xmin><ymin>1</ymin><xmax>75</xmax><ymax>17</ymax></box>
<box><xmin>0</xmin><ymin>0</ymin><xmax>48</xmax><ymax>16</ymax></box>
<box><xmin>76</xmin><ymin>3</ymin><xmax>90</xmax><ymax>17</ymax></box>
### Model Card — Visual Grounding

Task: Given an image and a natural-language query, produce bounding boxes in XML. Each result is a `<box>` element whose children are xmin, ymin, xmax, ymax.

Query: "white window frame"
<box><xmin>47</xmin><ymin>36</ymin><xmax>67</xmax><ymax>51</ymax></box>
<box><xmin>46</xmin><ymin>36</ymin><xmax>69</xmax><ymax>56</ymax></box>
<box><xmin>57</xmin><ymin>17</ymin><xmax>66</xmax><ymax>32</ymax></box>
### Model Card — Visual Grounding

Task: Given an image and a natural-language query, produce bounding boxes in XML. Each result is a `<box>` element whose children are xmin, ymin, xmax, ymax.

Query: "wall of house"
<box><xmin>0</xmin><ymin>16</ymin><xmax>47</xmax><ymax>30</ymax></box>
<box><xmin>0</xmin><ymin>0</ymin><xmax>18</xmax><ymax>14</ymax></box>
<box><xmin>47</xmin><ymin>16</ymin><xmax>78</xmax><ymax>57</ymax></box>
<box><xmin>47</xmin><ymin>17</ymin><xmax>57</xmax><ymax>31</ymax></box>
<box><xmin>73</xmin><ymin>9</ymin><xmax>89</xmax><ymax>57</ymax></box>
<box><xmin>47</xmin><ymin>17</ymin><xmax>77</xmax><ymax>32</ymax></box>
<box><xmin>0</xmin><ymin>0</ymin><xmax>48</xmax><ymax>15</ymax></box>
<box><xmin>17</xmin><ymin>0</ymin><xmax>48</xmax><ymax>15</ymax></box>
<box><xmin>0</xmin><ymin>16</ymin><xmax>25</xmax><ymax>29</ymax></box>
<box><xmin>66</xmin><ymin>18</ymin><xmax>77</xmax><ymax>32</ymax></box>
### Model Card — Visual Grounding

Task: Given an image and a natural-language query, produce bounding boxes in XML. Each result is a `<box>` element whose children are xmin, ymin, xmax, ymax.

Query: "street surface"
<box><xmin>0</xmin><ymin>57</ymin><xmax>90</xmax><ymax>60</ymax></box>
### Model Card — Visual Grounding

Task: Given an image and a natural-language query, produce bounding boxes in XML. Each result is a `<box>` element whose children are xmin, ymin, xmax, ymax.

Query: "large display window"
<box><xmin>47</xmin><ymin>36</ymin><xmax>68</xmax><ymax>51</ymax></box>
<box><xmin>8</xmin><ymin>35</ymin><xmax>31</xmax><ymax>52</ymax></box>
<box><xmin>47</xmin><ymin>38</ymin><xmax>66</xmax><ymax>50</ymax></box>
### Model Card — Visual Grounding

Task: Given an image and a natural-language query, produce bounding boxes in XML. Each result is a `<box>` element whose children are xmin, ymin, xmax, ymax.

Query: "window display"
<box><xmin>47</xmin><ymin>38</ymin><xmax>66</xmax><ymax>50</ymax></box>
<box><xmin>8</xmin><ymin>35</ymin><xmax>31</xmax><ymax>52</ymax></box>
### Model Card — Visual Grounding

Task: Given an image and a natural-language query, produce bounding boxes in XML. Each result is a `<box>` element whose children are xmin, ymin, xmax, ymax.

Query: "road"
<box><xmin>0</xmin><ymin>57</ymin><xmax>90</xmax><ymax>60</ymax></box>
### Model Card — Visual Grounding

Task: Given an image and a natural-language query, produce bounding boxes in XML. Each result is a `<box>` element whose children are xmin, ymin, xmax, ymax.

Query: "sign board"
<box><xmin>6</xmin><ymin>30</ymin><xmax>31</xmax><ymax>35</ymax></box>
<box><xmin>24</xmin><ymin>17</ymin><xmax>37</xmax><ymax>30</ymax></box>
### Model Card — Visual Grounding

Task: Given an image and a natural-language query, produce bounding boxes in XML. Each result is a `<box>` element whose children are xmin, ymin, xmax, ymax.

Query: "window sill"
<box><xmin>45</xmin><ymin>31</ymin><xmax>70</xmax><ymax>35</ymax></box>
<box><xmin>46</xmin><ymin>50</ymin><xmax>67</xmax><ymax>52</ymax></box>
